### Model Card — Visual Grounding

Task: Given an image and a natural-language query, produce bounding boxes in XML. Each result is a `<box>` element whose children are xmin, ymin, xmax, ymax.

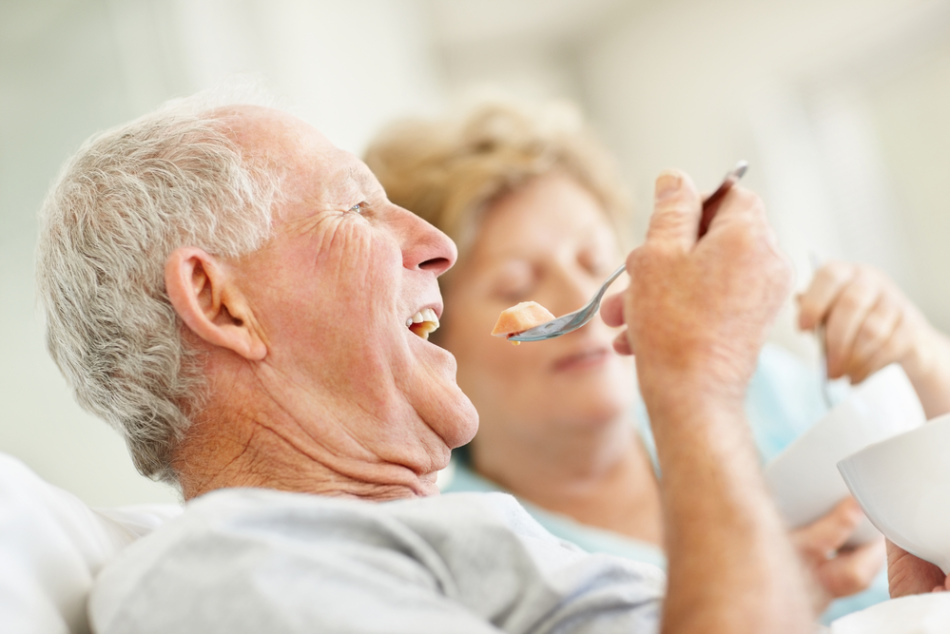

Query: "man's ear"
<box><xmin>164</xmin><ymin>247</ymin><xmax>267</xmax><ymax>361</ymax></box>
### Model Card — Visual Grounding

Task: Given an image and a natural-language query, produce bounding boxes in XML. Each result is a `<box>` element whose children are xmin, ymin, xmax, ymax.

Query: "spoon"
<box><xmin>809</xmin><ymin>251</ymin><xmax>835</xmax><ymax>409</ymax></box>
<box><xmin>508</xmin><ymin>160</ymin><xmax>749</xmax><ymax>342</ymax></box>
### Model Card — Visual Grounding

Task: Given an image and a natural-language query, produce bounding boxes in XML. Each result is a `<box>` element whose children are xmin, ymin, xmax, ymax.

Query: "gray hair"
<box><xmin>36</xmin><ymin>92</ymin><xmax>281</xmax><ymax>486</ymax></box>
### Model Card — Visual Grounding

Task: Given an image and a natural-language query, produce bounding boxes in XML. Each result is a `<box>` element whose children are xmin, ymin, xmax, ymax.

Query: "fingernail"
<box><xmin>655</xmin><ymin>171</ymin><xmax>682</xmax><ymax>201</ymax></box>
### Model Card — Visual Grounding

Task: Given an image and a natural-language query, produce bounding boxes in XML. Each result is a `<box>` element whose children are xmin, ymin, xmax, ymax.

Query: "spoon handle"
<box><xmin>698</xmin><ymin>160</ymin><xmax>749</xmax><ymax>237</ymax></box>
<box><xmin>809</xmin><ymin>250</ymin><xmax>836</xmax><ymax>409</ymax></box>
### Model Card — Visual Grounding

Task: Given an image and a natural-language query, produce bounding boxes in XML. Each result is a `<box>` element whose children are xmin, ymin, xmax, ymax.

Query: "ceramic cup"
<box><xmin>839</xmin><ymin>411</ymin><xmax>950</xmax><ymax>573</ymax></box>
<box><xmin>765</xmin><ymin>364</ymin><xmax>925</xmax><ymax>546</ymax></box>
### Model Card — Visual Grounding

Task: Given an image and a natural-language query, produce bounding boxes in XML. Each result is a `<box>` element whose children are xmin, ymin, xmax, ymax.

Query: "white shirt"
<box><xmin>90</xmin><ymin>488</ymin><xmax>665</xmax><ymax>633</ymax></box>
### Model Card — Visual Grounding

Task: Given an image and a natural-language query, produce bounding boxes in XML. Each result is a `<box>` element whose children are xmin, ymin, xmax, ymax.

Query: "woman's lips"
<box><xmin>552</xmin><ymin>347</ymin><xmax>611</xmax><ymax>372</ymax></box>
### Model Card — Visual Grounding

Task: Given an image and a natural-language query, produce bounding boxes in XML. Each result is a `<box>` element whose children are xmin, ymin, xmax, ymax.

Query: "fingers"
<box><xmin>791</xmin><ymin>498</ymin><xmax>885</xmax><ymax>603</ymax></box>
<box><xmin>798</xmin><ymin>262</ymin><xmax>854</xmax><ymax>331</ymax></box>
<box><xmin>600</xmin><ymin>292</ymin><xmax>625</xmax><ymax>328</ymax></box>
<box><xmin>792</xmin><ymin>497</ymin><xmax>865</xmax><ymax>558</ymax></box>
<box><xmin>611</xmin><ymin>331</ymin><xmax>633</xmax><ymax>356</ymax></box>
<box><xmin>887</xmin><ymin>539</ymin><xmax>948</xmax><ymax>597</ymax></box>
<box><xmin>644</xmin><ymin>170</ymin><xmax>702</xmax><ymax>250</ymax></box>
<box><xmin>607</xmin><ymin>169</ymin><xmax>785</xmax><ymax>375</ymax></box>
<box><xmin>845</xmin><ymin>297</ymin><xmax>903</xmax><ymax>383</ymax></box>
<box><xmin>607</xmin><ymin>168</ymin><xmax>702</xmax><ymax>358</ymax></box>
<box><xmin>815</xmin><ymin>539</ymin><xmax>885</xmax><ymax>599</ymax></box>
<box><xmin>798</xmin><ymin>262</ymin><xmax>856</xmax><ymax>330</ymax></box>
<box><xmin>601</xmin><ymin>292</ymin><xmax>633</xmax><ymax>355</ymax></box>
<box><xmin>798</xmin><ymin>262</ymin><xmax>921</xmax><ymax>382</ymax></box>
<box><xmin>823</xmin><ymin>271</ymin><xmax>880</xmax><ymax>377</ymax></box>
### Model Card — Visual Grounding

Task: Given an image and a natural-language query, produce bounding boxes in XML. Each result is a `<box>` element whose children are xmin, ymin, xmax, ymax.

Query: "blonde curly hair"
<box><xmin>363</xmin><ymin>99</ymin><xmax>633</xmax><ymax>270</ymax></box>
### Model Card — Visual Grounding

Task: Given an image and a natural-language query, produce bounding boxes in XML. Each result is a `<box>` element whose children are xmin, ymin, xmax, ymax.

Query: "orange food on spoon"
<box><xmin>491</xmin><ymin>301</ymin><xmax>556</xmax><ymax>345</ymax></box>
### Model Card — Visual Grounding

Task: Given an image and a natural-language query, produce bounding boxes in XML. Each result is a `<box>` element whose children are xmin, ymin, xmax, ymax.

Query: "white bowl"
<box><xmin>764</xmin><ymin>364</ymin><xmax>925</xmax><ymax>545</ymax></box>
<box><xmin>838</xmin><ymin>411</ymin><xmax>950</xmax><ymax>573</ymax></box>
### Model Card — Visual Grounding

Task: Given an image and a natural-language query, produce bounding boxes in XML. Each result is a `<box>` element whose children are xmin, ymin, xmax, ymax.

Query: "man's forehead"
<box><xmin>215</xmin><ymin>105</ymin><xmax>332</xmax><ymax>159</ymax></box>
<box><xmin>328</xmin><ymin>162</ymin><xmax>378</xmax><ymax>194</ymax></box>
<box><xmin>211</xmin><ymin>105</ymin><xmax>381</xmax><ymax>204</ymax></box>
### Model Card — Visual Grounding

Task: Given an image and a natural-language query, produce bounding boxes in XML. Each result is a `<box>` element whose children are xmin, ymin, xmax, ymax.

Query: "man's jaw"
<box><xmin>400</xmin><ymin>299</ymin><xmax>479</xmax><ymax>454</ymax></box>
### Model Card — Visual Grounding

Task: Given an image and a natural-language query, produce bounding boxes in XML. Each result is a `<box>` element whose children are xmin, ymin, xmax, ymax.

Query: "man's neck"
<box><xmin>173</xmin><ymin>382</ymin><xmax>440</xmax><ymax>502</ymax></box>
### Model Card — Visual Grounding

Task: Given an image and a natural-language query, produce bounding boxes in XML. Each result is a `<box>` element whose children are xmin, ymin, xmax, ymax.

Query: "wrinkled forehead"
<box><xmin>214</xmin><ymin>105</ymin><xmax>335</xmax><ymax>170</ymax></box>
<box><xmin>213</xmin><ymin>105</ymin><xmax>378</xmax><ymax>211</ymax></box>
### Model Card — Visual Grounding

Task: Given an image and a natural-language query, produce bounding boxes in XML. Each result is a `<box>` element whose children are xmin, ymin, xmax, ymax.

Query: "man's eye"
<box><xmin>348</xmin><ymin>202</ymin><xmax>367</xmax><ymax>214</ymax></box>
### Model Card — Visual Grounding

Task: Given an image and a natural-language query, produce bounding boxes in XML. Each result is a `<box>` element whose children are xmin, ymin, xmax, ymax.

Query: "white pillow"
<box><xmin>0</xmin><ymin>452</ymin><xmax>181</xmax><ymax>634</ymax></box>
<box><xmin>831</xmin><ymin>593</ymin><xmax>950</xmax><ymax>633</ymax></box>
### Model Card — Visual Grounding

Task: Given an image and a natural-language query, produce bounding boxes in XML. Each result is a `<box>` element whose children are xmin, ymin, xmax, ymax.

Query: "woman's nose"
<box><xmin>546</xmin><ymin>267</ymin><xmax>599</xmax><ymax>316</ymax></box>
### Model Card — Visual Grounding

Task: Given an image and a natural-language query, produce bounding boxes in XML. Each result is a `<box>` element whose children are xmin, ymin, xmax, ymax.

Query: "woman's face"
<box><xmin>438</xmin><ymin>172</ymin><xmax>635</xmax><ymax>450</ymax></box>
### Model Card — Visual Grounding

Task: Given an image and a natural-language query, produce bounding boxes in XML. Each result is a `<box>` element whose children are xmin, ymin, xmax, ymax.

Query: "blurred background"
<box><xmin>2</xmin><ymin>0</ymin><xmax>949</xmax><ymax>505</ymax></box>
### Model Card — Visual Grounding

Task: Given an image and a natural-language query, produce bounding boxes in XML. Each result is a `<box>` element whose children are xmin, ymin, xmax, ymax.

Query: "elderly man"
<box><xmin>37</xmin><ymin>93</ymin><xmax>815</xmax><ymax>633</ymax></box>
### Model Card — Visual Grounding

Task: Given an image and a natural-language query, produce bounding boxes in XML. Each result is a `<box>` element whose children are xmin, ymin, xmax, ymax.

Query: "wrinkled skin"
<box><xmin>167</xmin><ymin>106</ymin><xmax>478</xmax><ymax>500</ymax></box>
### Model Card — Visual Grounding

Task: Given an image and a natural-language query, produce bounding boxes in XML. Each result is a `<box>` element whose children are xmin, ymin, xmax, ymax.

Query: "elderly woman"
<box><xmin>34</xmin><ymin>92</ymin><xmax>819</xmax><ymax>632</ymax></box>
<box><xmin>363</xmin><ymin>99</ymin><xmax>950</xmax><ymax>621</ymax></box>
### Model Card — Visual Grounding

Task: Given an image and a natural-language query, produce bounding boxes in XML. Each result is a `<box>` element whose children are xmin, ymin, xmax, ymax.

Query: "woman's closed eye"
<box><xmin>494</xmin><ymin>285</ymin><xmax>535</xmax><ymax>304</ymax></box>
<box><xmin>580</xmin><ymin>244</ymin><xmax>619</xmax><ymax>277</ymax></box>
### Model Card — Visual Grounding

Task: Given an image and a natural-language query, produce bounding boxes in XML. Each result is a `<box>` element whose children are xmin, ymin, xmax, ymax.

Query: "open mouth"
<box><xmin>406</xmin><ymin>308</ymin><xmax>439</xmax><ymax>340</ymax></box>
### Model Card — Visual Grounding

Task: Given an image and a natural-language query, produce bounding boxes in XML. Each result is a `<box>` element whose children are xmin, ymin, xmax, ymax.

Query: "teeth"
<box><xmin>410</xmin><ymin>308</ymin><xmax>439</xmax><ymax>325</ymax></box>
<box><xmin>407</xmin><ymin>308</ymin><xmax>440</xmax><ymax>340</ymax></box>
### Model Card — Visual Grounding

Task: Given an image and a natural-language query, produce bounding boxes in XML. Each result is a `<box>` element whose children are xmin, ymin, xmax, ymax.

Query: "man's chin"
<box><xmin>450</xmin><ymin>392</ymin><xmax>479</xmax><ymax>448</ymax></box>
<box><xmin>415</xmin><ymin>380</ymin><xmax>479</xmax><ymax>450</ymax></box>
<box><xmin>401</xmin><ymin>345</ymin><xmax>478</xmax><ymax>447</ymax></box>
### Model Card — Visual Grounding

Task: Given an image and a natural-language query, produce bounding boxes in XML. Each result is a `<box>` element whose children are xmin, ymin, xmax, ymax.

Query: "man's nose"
<box><xmin>393</xmin><ymin>204</ymin><xmax>457</xmax><ymax>276</ymax></box>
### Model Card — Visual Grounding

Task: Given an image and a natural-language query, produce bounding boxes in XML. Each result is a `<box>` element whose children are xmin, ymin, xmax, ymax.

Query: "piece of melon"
<box><xmin>491</xmin><ymin>301</ymin><xmax>556</xmax><ymax>340</ymax></box>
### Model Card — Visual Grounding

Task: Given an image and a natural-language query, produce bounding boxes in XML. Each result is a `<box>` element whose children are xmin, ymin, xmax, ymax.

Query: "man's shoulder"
<box><xmin>116</xmin><ymin>487</ymin><xmax>536</xmax><ymax>556</ymax></box>
<box><xmin>91</xmin><ymin>487</ymin><xmax>547</xmax><ymax>601</ymax></box>
<box><xmin>178</xmin><ymin>487</ymin><xmax>528</xmax><ymax>529</ymax></box>
<box><xmin>89</xmin><ymin>488</ymin><xmax>513</xmax><ymax>631</ymax></box>
<box><xmin>90</xmin><ymin>488</ymin><xmax>664</xmax><ymax>634</ymax></box>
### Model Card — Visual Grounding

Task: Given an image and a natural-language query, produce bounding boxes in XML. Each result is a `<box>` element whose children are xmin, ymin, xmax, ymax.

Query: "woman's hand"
<box><xmin>798</xmin><ymin>262</ymin><xmax>929</xmax><ymax>384</ymax></box>
<box><xmin>790</xmin><ymin>497</ymin><xmax>885</xmax><ymax>613</ymax></box>
<box><xmin>797</xmin><ymin>261</ymin><xmax>950</xmax><ymax>417</ymax></box>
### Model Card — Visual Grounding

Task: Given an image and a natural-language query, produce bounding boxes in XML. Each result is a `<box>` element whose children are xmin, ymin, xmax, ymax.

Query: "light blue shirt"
<box><xmin>444</xmin><ymin>344</ymin><xmax>889</xmax><ymax>624</ymax></box>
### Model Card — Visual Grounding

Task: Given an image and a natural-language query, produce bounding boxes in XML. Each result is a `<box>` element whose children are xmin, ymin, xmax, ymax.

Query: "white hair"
<box><xmin>36</xmin><ymin>90</ymin><xmax>282</xmax><ymax>486</ymax></box>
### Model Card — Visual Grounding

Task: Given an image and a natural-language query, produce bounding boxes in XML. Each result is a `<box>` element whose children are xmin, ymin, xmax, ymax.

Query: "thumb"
<box><xmin>644</xmin><ymin>170</ymin><xmax>702</xmax><ymax>251</ymax></box>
